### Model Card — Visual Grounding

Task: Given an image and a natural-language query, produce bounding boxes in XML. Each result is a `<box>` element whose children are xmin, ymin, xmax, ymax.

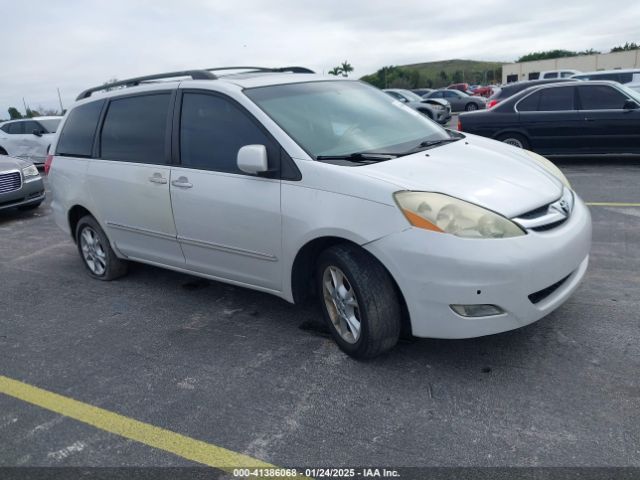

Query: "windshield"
<box><xmin>245</xmin><ymin>81</ymin><xmax>449</xmax><ymax>158</ymax></box>
<box><xmin>619</xmin><ymin>84</ymin><xmax>640</xmax><ymax>103</ymax></box>
<box><xmin>396</xmin><ymin>90</ymin><xmax>423</xmax><ymax>102</ymax></box>
<box><xmin>38</xmin><ymin>119</ymin><xmax>61</xmax><ymax>133</ymax></box>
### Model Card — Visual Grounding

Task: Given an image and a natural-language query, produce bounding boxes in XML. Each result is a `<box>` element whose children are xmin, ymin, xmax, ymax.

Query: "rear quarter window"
<box><xmin>56</xmin><ymin>100</ymin><xmax>105</xmax><ymax>157</ymax></box>
<box><xmin>100</xmin><ymin>93</ymin><xmax>171</xmax><ymax>164</ymax></box>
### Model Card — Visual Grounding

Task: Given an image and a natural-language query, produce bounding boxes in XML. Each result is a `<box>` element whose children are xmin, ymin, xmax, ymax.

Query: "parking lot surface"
<box><xmin>1</xmin><ymin>158</ymin><xmax>639</xmax><ymax>471</ymax></box>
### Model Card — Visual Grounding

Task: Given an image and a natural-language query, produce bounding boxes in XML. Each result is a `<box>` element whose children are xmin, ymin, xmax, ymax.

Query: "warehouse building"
<box><xmin>502</xmin><ymin>49</ymin><xmax>640</xmax><ymax>83</ymax></box>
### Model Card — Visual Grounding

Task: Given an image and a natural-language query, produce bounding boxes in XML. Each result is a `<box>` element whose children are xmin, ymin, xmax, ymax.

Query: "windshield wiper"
<box><xmin>400</xmin><ymin>137</ymin><xmax>461</xmax><ymax>156</ymax></box>
<box><xmin>316</xmin><ymin>152</ymin><xmax>397</xmax><ymax>162</ymax></box>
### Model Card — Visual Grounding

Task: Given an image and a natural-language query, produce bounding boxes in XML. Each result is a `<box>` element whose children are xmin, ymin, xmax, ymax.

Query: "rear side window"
<box><xmin>56</xmin><ymin>100</ymin><xmax>104</xmax><ymax>157</ymax></box>
<box><xmin>101</xmin><ymin>93</ymin><xmax>171</xmax><ymax>164</ymax></box>
<box><xmin>8</xmin><ymin>122</ymin><xmax>24</xmax><ymax>134</ymax></box>
<box><xmin>180</xmin><ymin>92</ymin><xmax>276</xmax><ymax>174</ymax></box>
<box><xmin>578</xmin><ymin>86</ymin><xmax>627</xmax><ymax>110</ymax></box>
<box><xmin>542</xmin><ymin>72</ymin><xmax>558</xmax><ymax>79</ymax></box>
<box><xmin>517</xmin><ymin>91</ymin><xmax>541</xmax><ymax>111</ymax></box>
<box><xmin>538</xmin><ymin>87</ymin><xmax>574</xmax><ymax>111</ymax></box>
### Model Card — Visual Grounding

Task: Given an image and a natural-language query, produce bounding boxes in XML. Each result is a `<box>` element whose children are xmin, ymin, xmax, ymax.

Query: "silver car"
<box><xmin>0</xmin><ymin>156</ymin><xmax>45</xmax><ymax>211</ymax></box>
<box><xmin>424</xmin><ymin>89</ymin><xmax>486</xmax><ymax>112</ymax></box>
<box><xmin>383</xmin><ymin>89</ymin><xmax>452</xmax><ymax>124</ymax></box>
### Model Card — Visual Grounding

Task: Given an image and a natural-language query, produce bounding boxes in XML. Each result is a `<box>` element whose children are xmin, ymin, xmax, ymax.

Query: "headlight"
<box><xmin>22</xmin><ymin>165</ymin><xmax>40</xmax><ymax>178</ymax></box>
<box><xmin>525</xmin><ymin>150</ymin><xmax>570</xmax><ymax>188</ymax></box>
<box><xmin>394</xmin><ymin>191</ymin><xmax>525</xmax><ymax>239</ymax></box>
<box><xmin>428</xmin><ymin>104</ymin><xmax>444</xmax><ymax>111</ymax></box>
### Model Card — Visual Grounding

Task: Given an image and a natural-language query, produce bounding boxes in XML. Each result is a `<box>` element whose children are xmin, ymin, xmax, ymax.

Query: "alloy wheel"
<box><xmin>80</xmin><ymin>226</ymin><xmax>107</xmax><ymax>276</ymax></box>
<box><xmin>322</xmin><ymin>266</ymin><xmax>361</xmax><ymax>344</ymax></box>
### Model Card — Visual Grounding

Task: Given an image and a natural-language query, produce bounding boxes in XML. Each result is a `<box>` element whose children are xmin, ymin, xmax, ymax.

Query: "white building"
<box><xmin>502</xmin><ymin>50</ymin><xmax>640</xmax><ymax>83</ymax></box>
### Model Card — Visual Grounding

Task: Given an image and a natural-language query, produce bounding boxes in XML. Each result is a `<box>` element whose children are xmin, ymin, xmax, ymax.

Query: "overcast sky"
<box><xmin>1</xmin><ymin>0</ymin><xmax>638</xmax><ymax>116</ymax></box>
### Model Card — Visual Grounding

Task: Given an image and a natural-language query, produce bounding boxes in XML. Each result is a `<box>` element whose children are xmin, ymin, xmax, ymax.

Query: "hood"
<box><xmin>0</xmin><ymin>155</ymin><xmax>30</xmax><ymax>171</ymax></box>
<box><xmin>361</xmin><ymin>134</ymin><xmax>563</xmax><ymax>218</ymax></box>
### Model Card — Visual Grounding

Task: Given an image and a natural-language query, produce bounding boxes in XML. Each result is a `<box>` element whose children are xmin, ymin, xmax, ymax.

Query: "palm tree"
<box><xmin>340</xmin><ymin>61</ymin><xmax>354</xmax><ymax>77</ymax></box>
<box><xmin>328</xmin><ymin>67</ymin><xmax>343</xmax><ymax>76</ymax></box>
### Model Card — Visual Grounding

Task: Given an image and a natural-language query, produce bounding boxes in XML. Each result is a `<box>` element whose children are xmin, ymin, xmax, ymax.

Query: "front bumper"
<box><xmin>0</xmin><ymin>177</ymin><xmax>45</xmax><ymax>211</ymax></box>
<box><xmin>364</xmin><ymin>195</ymin><xmax>591</xmax><ymax>338</ymax></box>
<box><xmin>434</xmin><ymin>109</ymin><xmax>452</xmax><ymax>125</ymax></box>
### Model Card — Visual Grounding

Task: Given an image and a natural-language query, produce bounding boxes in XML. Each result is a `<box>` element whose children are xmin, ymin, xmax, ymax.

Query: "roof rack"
<box><xmin>76</xmin><ymin>66</ymin><xmax>315</xmax><ymax>101</ymax></box>
<box><xmin>76</xmin><ymin>70</ymin><xmax>216</xmax><ymax>100</ymax></box>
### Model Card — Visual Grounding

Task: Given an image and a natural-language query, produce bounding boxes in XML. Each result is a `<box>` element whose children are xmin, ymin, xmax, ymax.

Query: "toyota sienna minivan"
<box><xmin>48</xmin><ymin>67</ymin><xmax>591</xmax><ymax>358</ymax></box>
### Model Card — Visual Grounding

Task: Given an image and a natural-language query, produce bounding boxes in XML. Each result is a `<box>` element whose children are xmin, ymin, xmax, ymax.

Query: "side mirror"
<box><xmin>237</xmin><ymin>145</ymin><xmax>269</xmax><ymax>175</ymax></box>
<box><xmin>32</xmin><ymin>129</ymin><xmax>43</xmax><ymax>137</ymax></box>
<box><xmin>623</xmin><ymin>99</ymin><xmax>639</xmax><ymax>110</ymax></box>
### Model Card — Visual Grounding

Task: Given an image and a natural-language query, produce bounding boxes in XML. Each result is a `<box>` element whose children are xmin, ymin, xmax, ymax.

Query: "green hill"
<box><xmin>360</xmin><ymin>59</ymin><xmax>504</xmax><ymax>89</ymax></box>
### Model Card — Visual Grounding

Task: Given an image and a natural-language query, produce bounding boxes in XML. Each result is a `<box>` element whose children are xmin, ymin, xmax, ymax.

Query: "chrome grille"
<box><xmin>512</xmin><ymin>188</ymin><xmax>574</xmax><ymax>232</ymax></box>
<box><xmin>0</xmin><ymin>171</ymin><xmax>21</xmax><ymax>194</ymax></box>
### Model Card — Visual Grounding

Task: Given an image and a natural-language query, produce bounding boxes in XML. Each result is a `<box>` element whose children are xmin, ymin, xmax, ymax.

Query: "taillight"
<box><xmin>457</xmin><ymin>119</ymin><xmax>462</xmax><ymax>131</ymax></box>
<box><xmin>486</xmin><ymin>99</ymin><xmax>499</xmax><ymax>109</ymax></box>
<box><xmin>44</xmin><ymin>154</ymin><xmax>53</xmax><ymax>175</ymax></box>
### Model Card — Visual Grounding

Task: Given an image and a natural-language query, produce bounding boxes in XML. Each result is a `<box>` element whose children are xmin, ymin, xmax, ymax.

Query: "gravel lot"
<box><xmin>0</xmin><ymin>158</ymin><xmax>639</xmax><ymax>473</ymax></box>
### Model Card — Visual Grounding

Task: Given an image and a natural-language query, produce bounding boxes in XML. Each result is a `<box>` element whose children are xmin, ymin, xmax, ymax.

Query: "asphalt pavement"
<box><xmin>0</xmin><ymin>158</ymin><xmax>639</xmax><ymax>473</ymax></box>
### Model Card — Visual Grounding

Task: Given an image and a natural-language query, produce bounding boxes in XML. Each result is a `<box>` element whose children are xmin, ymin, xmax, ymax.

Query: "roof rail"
<box><xmin>204</xmin><ymin>66</ymin><xmax>315</xmax><ymax>74</ymax></box>
<box><xmin>75</xmin><ymin>66</ymin><xmax>315</xmax><ymax>101</ymax></box>
<box><xmin>76</xmin><ymin>70</ymin><xmax>217</xmax><ymax>100</ymax></box>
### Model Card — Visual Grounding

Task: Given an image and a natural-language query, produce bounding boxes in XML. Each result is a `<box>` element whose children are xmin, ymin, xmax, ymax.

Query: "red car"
<box><xmin>447</xmin><ymin>83</ymin><xmax>470</xmax><ymax>93</ymax></box>
<box><xmin>472</xmin><ymin>86</ymin><xmax>494</xmax><ymax>98</ymax></box>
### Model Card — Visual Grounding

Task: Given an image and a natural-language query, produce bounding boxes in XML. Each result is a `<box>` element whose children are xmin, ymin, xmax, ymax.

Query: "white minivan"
<box><xmin>48</xmin><ymin>67</ymin><xmax>591</xmax><ymax>358</ymax></box>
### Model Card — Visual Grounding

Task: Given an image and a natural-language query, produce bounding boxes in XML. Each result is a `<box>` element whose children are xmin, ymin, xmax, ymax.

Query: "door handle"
<box><xmin>171</xmin><ymin>176</ymin><xmax>193</xmax><ymax>189</ymax></box>
<box><xmin>584</xmin><ymin>117</ymin><xmax>595</xmax><ymax>122</ymax></box>
<box><xmin>149</xmin><ymin>174</ymin><xmax>168</xmax><ymax>184</ymax></box>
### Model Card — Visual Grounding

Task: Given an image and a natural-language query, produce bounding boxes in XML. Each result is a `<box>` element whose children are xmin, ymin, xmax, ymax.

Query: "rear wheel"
<box><xmin>465</xmin><ymin>103</ymin><xmax>478</xmax><ymax>111</ymax></box>
<box><xmin>75</xmin><ymin>215</ymin><xmax>128</xmax><ymax>280</ymax></box>
<box><xmin>316</xmin><ymin>244</ymin><xmax>401</xmax><ymax>359</ymax></box>
<box><xmin>497</xmin><ymin>133</ymin><xmax>529</xmax><ymax>149</ymax></box>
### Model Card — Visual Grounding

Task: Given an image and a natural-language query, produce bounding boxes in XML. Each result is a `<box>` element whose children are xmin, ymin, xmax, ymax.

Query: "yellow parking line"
<box><xmin>586</xmin><ymin>202</ymin><xmax>640</xmax><ymax>207</ymax></box>
<box><xmin>0</xmin><ymin>375</ymin><xmax>276</xmax><ymax>472</ymax></box>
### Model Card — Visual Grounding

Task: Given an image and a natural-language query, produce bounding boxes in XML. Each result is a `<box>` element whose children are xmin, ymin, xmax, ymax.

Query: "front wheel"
<box><xmin>317</xmin><ymin>244</ymin><xmax>401</xmax><ymax>359</ymax></box>
<box><xmin>465</xmin><ymin>103</ymin><xmax>478</xmax><ymax>111</ymax></box>
<box><xmin>75</xmin><ymin>215</ymin><xmax>128</xmax><ymax>280</ymax></box>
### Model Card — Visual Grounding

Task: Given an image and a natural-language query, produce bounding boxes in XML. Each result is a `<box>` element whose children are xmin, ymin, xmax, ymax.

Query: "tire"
<box><xmin>417</xmin><ymin>109</ymin><xmax>433</xmax><ymax>120</ymax></box>
<box><xmin>18</xmin><ymin>202</ymin><xmax>42</xmax><ymax>211</ymax></box>
<box><xmin>465</xmin><ymin>103</ymin><xmax>478</xmax><ymax>111</ymax></box>
<box><xmin>497</xmin><ymin>133</ymin><xmax>529</xmax><ymax>149</ymax></box>
<box><xmin>316</xmin><ymin>244</ymin><xmax>401</xmax><ymax>359</ymax></box>
<box><xmin>75</xmin><ymin>215</ymin><xmax>128</xmax><ymax>281</ymax></box>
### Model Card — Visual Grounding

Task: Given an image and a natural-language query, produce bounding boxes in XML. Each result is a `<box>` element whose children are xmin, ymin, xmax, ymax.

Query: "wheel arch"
<box><xmin>68</xmin><ymin>205</ymin><xmax>95</xmax><ymax>243</ymax></box>
<box><xmin>290</xmin><ymin>235</ymin><xmax>412</xmax><ymax>336</ymax></box>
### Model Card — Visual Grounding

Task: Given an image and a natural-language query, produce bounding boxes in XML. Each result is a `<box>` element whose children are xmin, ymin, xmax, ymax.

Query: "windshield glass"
<box><xmin>38</xmin><ymin>119</ymin><xmax>61</xmax><ymax>133</ymax></box>
<box><xmin>619</xmin><ymin>84</ymin><xmax>640</xmax><ymax>103</ymax></box>
<box><xmin>396</xmin><ymin>90</ymin><xmax>423</xmax><ymax>102</ymax></box>
<box><xmin>245</xmin><ymin>81</ymin><xmax>449</xmax><ymax>158</ymax></box>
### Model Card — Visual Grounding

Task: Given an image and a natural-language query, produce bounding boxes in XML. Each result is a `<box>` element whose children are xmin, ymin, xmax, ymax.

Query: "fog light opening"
<box><xmin>450</xmin><ymin>304</ymin><xmax>504</xmax><ymax>318</ymax></box>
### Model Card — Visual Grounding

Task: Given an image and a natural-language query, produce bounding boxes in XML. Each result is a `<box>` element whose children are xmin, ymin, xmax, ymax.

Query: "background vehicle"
<box><xmin>0</xmin><ymin>155</ymin><xmax>45</xmax><ymax>211</ymax></box>
<box><xmin>485</xmin><ymin>78</ymin><xmax>574</xmax><ymax>109</ymax></box>
<box><xmin>571</xmin><ymin>68</ymin><xmax>640</xmax><ymax>84</ymax></box>
<box><xmin>423</xmin><ymin>89</ymin><xmax>486</xmax><ymax>112</ymax></box>
<box><xmin>0</xmin><ymin>116</ymin><xmax>61</xmax><ymax>165</ymax></box>
<box><xmin>539</xmin><ymin>69</ymin><xmax>581</xmax><ymax>79</ymax></box>
<box><xmin>447</xmin><ymin>83</ymin><xmax>470</xmax><ymax>93</ymax></box>
<box><xmin>472</xmin><ymin>86</ymin><xmax>495</xmax><ymax>98</ymax></box>
<box><xmin>458</xmin><ymin>81</ymin><xmax>640</xmax><ymax>155</ymax></box>
<box><xmin>48</xmin><ymin>68</ymin><xmax>590</xmax><ymax>359</ymax></box>
<box><xmin>383</xmin><ymin>88</ymin><xmax>451</xmax><ymax>124</ymax></box>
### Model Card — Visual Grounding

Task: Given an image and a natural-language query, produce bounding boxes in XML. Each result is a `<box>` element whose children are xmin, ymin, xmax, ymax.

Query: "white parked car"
<box><xmin>0</xmin><ymin>116</ymin><xmax>62</xmax><ymax>165</ymax></box>
<box><xmin>48</xmin><ymin>67</ymin><xmax>591</xmax><ymax>358</ymax></box>
<box><xmin>538</xmin><ymin>69</ymin><xmax>581</xmax><ymax>79</ymax></box>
